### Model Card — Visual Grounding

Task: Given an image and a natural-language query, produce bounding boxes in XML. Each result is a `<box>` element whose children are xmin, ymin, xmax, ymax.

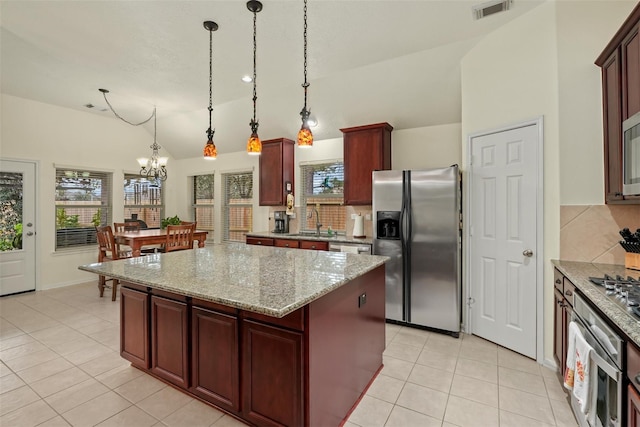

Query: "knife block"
<box><xmin>626</xmin><ymin>253</ymin><xmax>640</xmax><ymax>271</ymax></box>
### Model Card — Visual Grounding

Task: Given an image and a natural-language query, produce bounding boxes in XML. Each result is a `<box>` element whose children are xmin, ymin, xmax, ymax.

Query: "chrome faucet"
<box><xmin>308</xmin><ymin>207</ymin><xmax>322</xmax><ymax>236</ymax></box>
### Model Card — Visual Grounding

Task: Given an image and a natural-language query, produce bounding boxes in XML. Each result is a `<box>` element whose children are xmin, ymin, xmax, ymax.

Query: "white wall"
<box><xmin>392</xmin><ymin>123</ymin><xmax>462</xmax><ymax>170</ymax></box>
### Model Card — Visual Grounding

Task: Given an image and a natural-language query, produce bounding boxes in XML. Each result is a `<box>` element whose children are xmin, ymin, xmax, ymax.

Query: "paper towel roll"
<box><xmin>353</xmin><ymin>215</ymin><xmax>365</xmax><ymax>238</ymax></box>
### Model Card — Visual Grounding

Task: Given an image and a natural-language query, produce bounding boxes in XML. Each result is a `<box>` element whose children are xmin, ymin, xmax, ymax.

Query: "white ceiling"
<box><xmin>0</xmin><ymin>0</ymin><xmax>545</xmax><ymax>159</ymax></box>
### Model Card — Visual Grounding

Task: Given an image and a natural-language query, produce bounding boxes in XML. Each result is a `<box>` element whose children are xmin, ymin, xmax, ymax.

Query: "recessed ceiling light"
<box><xmin>242</xmin><ymin>75</ymin><xmax>252</xmax><ymax>83</ymax></box>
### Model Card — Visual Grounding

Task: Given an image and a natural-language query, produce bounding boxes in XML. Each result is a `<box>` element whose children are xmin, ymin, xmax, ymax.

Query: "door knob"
<box><xmin>26</xmin><ymin>231</ymin><xmax>34</xmax><ymax>236</ymax></box>
<box><xmin>523</xmin><ymin>249</ymin><xmax>533</xmax><ymax>257</ymax></box>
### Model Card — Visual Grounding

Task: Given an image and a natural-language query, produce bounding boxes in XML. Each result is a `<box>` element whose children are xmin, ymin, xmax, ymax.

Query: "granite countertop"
<box><xmin>247</xmin><ymin>231</ymin><xmax>373</xmax><ymax>246</ymax></box>
<box><xmin>551</xmin><ymin>260</ymin><xmax>640</xmax><ymax>348</ymax></box>
<box><xmin>79</xmin><ymin>242</ymin><xmax>387</xmax><ymax>318</ymax></box>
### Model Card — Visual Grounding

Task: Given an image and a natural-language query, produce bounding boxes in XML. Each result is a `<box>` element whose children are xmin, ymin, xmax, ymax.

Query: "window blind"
<box><xmin>299</xmin><ymin>162</ymin><xmax>345</xmax><ymax>232</ymax></box>
<box><xmin>193</xmin><ymin>174</ymin><xmax>215</xmax><ymax>232</ymax></box>
<box><xmin>222</xmin><ymin>172</ymin><xmax>253</xmax><ymax>242</ymax></box>
<box><xmin>55</xmin><ymin>168</ymin><xmax>112</xmax><ymax>249</ymax></box>
<box><xmin>124</xmin><ymin>174</ymin><xmax>164</xmax><ymax>228</ymax></box>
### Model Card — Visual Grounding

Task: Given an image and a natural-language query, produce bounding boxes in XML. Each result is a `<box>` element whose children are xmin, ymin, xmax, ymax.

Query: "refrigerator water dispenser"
<box><xmin>376</xmin><ymin>211</ymin><xmax>400</xmax><ymax>239</ymax></box>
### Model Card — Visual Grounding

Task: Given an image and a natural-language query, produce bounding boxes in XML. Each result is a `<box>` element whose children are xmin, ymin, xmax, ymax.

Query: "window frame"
<box><xmin>192</xmin><ymin>173</ymin><xmax>215</xmax><ymax>232</ymax></box>
<box><xmin>123</xmin><ymin>174</ymin><xmax>164</xmax><ymax>229</ymax></box>
<box><xmin>299</xmin><ymin>161</ymin><xmax>345</xmax><ymax>233</ymax></box>
<box><xmin>222</xmin><ymin>171</ymin><xmax>253</xmax><ymax>242</ymax></box>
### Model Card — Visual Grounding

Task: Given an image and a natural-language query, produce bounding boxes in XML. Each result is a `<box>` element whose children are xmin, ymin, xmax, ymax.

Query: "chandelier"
<box><xmin>203</xmin><ymin>20</ymin><xmax>219</xmax><ymax>159</ymax></box>
<box><xmin>297</xmin><ymin>0</ymin><xmax>313</xmax><ymax>148</ymax></box>
<box><xmin>246</xmin><ymin>0</ymin><xmax>263</xmax><ymax>155</ymax></box>
<box><xmin>99</xmin><ymin>88</ymin><xmax>168</xmax><ymax>181</ymax></box>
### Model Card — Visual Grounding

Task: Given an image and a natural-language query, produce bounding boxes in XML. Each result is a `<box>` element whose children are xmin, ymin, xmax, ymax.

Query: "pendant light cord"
<box><xmin>302</xmin><ymin>0</ymin><xmax>309</xmax><ymax>109</ymax></box>
<box><xmin>251</xmin><ymin>6</ymin><xmax>258</xmax><ymax>132</ymax></box>
<box><xmin>101</xmin><ymin>90</ymin><xmax>155</xmax><ymax>127</ymax></box>
<box><xmin>208</xmin><ymin>25</ymin><xmax>214</xmax><ymax>139</ymax></box>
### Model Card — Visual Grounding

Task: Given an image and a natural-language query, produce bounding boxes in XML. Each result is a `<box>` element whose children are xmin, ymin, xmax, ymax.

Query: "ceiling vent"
<box><xmin>472</xmin><ymin>0</ymin><xmax>513</xmax><ymax>20</ymax></box>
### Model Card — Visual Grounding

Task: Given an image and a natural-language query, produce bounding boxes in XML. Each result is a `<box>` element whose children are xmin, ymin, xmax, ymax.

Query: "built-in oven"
<box><xmin>571</xmin><ymin>293</ymin><xmax>624</xmax><ymax>427</ymax></box>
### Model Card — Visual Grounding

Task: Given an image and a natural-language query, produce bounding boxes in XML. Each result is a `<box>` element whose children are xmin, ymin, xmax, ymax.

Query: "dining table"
<box><xmin>114</xmin><ymin>228</ymin><xmax>209</xmax><ymax>257</ymax></box>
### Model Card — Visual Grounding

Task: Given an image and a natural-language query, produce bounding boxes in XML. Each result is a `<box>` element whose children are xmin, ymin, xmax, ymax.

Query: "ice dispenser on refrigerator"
<box><xmin>377</xmin><ymin>211</ymin><xmax>400</xmax><ymax>239</ymax></box>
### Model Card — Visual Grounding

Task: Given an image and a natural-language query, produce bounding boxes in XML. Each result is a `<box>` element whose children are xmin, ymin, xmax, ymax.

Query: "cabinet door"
<box><xmin>629</xmin><ymin>384</ymin><xmax>640</xmax><ymax>427</ymax></box>
<box><xmin>299</xmin><ymin>240</ymin><xmax>328</xmax><ymax>251</ymax></box>
<box><xmin>151</xmin><ymin>295</ymin><xmax>189</xmax><ymax>389</ymax></box>
<box><xmin>342</xmin><ymin>123</ymin><xmax>392</xmax><ymax>205</ymax></box>
<box><xmin>622</xmin><ymin>25</ymin><xmax>640</xmax><ymax>119</ymax></box>
<box><xmin>259</xmin><ymin>138</ymin><xmax>294</xmax><ymax>206</ymax></box>
<box><xmin>246</xmin><ymin>237</ymin><xmax>274</xmax><ymax>246</ymax></box>
<box><xmin>120</xmin><ymin>287</ymin><xmax>150</xmax><ymax>369</ymax></box>
<box><xmin>553</xmin><ymin>288</ymin><xmax>564</xmax><ymax>369</ymax></box>
<box><xmin>274</xmin><ymin>239</ymin><xmax>299</xmax><ymax>248</ymax></box>
<box><xmin>242</xmin><ymin>320</ymin><xmax>303</xmax><ymax>427</ymax></box>
<box><xmin>602</xmin><ymin>50</ymin><xmax>624</xmax><ymax>203</ymax></box>
<box><xmin>191</xmin><ymin>307</ymin><xmax>239</xmax><ymax>412</ymax></box>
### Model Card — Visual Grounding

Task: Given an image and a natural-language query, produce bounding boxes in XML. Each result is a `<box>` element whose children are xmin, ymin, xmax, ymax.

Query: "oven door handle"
<box><xmin>589</xmin><ymin>348</ymin><xmax>621</xmax><ymax>379</ymax></box>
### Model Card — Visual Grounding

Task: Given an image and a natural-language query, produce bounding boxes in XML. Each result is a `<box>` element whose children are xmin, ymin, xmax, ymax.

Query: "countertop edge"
<box><xmin>246</xmin><ymin>231</ymin><xmax>373</xmax><ymax>245</ymax></box>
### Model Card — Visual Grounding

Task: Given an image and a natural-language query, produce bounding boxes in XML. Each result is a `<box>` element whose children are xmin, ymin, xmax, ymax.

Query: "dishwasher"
<box><xmin>328</xmin><ymin>242</ymin><xmax>372</xmax><ymax>254</ymax></box>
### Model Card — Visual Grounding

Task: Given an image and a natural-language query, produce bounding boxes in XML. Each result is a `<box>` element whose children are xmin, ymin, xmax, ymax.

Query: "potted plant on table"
<box><xmin>161</xmin><ymin>215</ymin><xmax>181</xmax><ymax>229</ymax></box>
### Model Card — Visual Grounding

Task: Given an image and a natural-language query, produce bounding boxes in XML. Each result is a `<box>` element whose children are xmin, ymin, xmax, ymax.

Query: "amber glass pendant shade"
<box><xmin>203</xmin><ymin>138</ymin><xmax>217</xmax><ymax>159</ymax></box>
<box><xmin>247</xmin><ymin>133</ymin><xmax>262</xmax><ymax>155</ymax></box>
<box><xmin>297</xmin><ymin>124</ymin><xmax>313</xmax><ymax>148</ymax></box>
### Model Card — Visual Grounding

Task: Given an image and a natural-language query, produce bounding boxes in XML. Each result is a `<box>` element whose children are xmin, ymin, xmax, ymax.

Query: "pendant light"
<box><xmin>297</xmin><ymin>0</ymin><xmax>313</xmax><ymax>148</ymax></box>
<box><xmin>246</xmin><ymin>0</ymin><xmax>263</xmax><ymax>155</ymax></box>
<box><xmin>203</xmin><ymin>21</ymin><xmax>219</xmax><ymax>159</ymax></box>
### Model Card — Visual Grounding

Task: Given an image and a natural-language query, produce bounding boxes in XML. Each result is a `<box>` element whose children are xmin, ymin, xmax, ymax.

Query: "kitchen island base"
<box><xmin>120</xmin><ymin>265</ymin><xmax>385</xmax><ymax>427</ymax></box>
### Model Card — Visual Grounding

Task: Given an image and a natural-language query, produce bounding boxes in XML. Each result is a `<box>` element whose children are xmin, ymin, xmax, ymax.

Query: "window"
<box><xmin>124</xmin><ymin>175</ymin><xmax>164</xmax><ymax>228</ymax></box>
<box><xmin>55</xmin><ymin>168</ymin><xmax>112</xmax><ymax>249</ymax></box>
<box><xmin>299</xmin><ymin>162</ymin><xmax>345</xmax><ymax>232</ymax></box>
<box><xmin>222</xmin><ymin>172</ymin><xmax>253</xmax><ymax>242</ymax></box>
<box><xmin>193</xmin><ymin>174</ymin><xmax>215</xmax><ymax>231</ymax></box>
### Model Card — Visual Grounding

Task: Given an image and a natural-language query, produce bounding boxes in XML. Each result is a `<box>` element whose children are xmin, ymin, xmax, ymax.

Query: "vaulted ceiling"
<box><xmin>1</xmin><ymin>0</ymin><xmax>545</xmax><ymax>158</ymax></box>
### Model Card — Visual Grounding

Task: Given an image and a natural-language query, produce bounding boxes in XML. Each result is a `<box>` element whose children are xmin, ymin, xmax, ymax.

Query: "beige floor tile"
<box><xmin>458</xmin><ymin>344</ymin><xmax>498</xmax><ymax>364</ymax></box>
<box><xmin>48</xmin><ymin>336</ymin><xmax>100</xmax><ymax>356</ymax></box>
<box><xmin>498</xmin><ymin>386</ymin><xmax>556</xmax><ymax>425</ymax></box>
<box><xmin>37</xmin><ymin>415</ymin><xmax>72</xmax><ymax>426</ymax></box>
<box><xmin>497</xmin><ymin>347</ymin><xmax>541</xmax><ymax>375</ymax></box>
<box><xmin>498</xmin><ymin>366</ymin><xmax>547</xmax><ymax>396</ymax></box>
<box><xmin>45</xmin><ymin>378</ymin><xmax>110</xmax><ymax>413</ymax></box>
<box><xmin>0</xmin><ymin>372</ymin><xmax>26</xmax><ymax>394</ymax></box>
<box><xmin>64</xmin><ymin>342</ymin><xmax>113</xmax><ymax>365</ymax></box>
<box><xmin>62</xmin><ymin>390</ymin><xmax>132</xmax><ymax>426</ymax></box>
<box><xmin>0</xmin><ymin>362</ymin><xmax>12</xmax><ymax>378</ymax></box>
<box><xmin>541</xmin><ymin>364</ymin><xmax>560</xmax><ymax>379</ymax></box>
<box><xmin>0</xmin><ymin>399</ymin><xmax>58</xmax><ymax>427</ymax></box>
<box><xmin>30</xmin><ymin>367</ymin><xmax>91</xmax><ymax>398</ymax></box>
<box><xmin>550</xmin><ymin>396</ymin><xmax>579</xmax><ymax>427</ymax></box>
<box><xmin>16</xmin><ymin>357</ymin><xmax>74</xmax><ymax>384</ymax></box>
<box><xmin>384</xmin><ymin>405</ymin><xmax>441</xmax><ymax>427</ymax></box>
<box><xmin>135</xmin><ymin>385</ymin><xmax>192</xmax><ymax>419</ymax></box>
<box><xmin>96</xmin><ymin>405</ymin><xmax>159</xmax><ymax>427</ymax></box>
<box><xmin>543</xmin><ymin>373</ymin><xmax>571</xmax><ymax>401</ymax></box>
<box><xmin>2</xmin><ymin>348</ymin><xmax>59</xmax><ymax>372</ymax></box>
<box><xmin>415</xmin><ymin>349</ymin><xmax>458</xmax><ymax>372</ymax></box>
<box><xmin>95</xmin><ymin>364</ymin><xmax>145</xmax><ymax>389</ymax></box>
<box><xmin>17</xmin><ymin>318</ymin><xmax>63</xmax><ymax>335</ymax></box>
<box><xmin>77</xmin><ymin>351</ymin><xmax>130</xmax><ymax>377</ymax></box>
<box><xmin>390</xmin><ymin>329</ymin><xmax>429</xmax><ymax>348</ymax></box>
<box><xmin>89</xmin><ymin>326</ymin><xmax>120</xmax><ymax>345</ymax></box>
<box><xmin>461</xmin><ymin>333</ymin><xmax>498</xmax><ymax>350</ymax></box>
<box><xmin>114</xmin><ymin>373</ymin><xmax>167</xmax><ymax>404</ymax></box>
<box><xmin>75</xmin><ymin>321</ymin><xmax>118</xmax><ymax>336</ymax></box>
<box><xmin>366</xmin><ymin>374</ymin><xmax>405</xmax><ymax>404</ymax></box>
<box><xmin>423</xmin><ymin>335</ymin><xmax>461</xmax><ymax>356</ymax></box>
<box><xmin>444</xmin><ymin>395</ymin><xmax>499</xmax><ymax>427</ymax></box>
<box><xmin>381</xmin><ymin>356</ymin><xmax>414</xmax><ymax>381</ymax></box>
<box><xmin>500</xmin><ymin>409</ymin><xmax>555</xmax><ymax>427</ymax></box>
<box><xmin>346</xmin><ymin>395</ymin><xmax>393</xmax><ymax>427</ymax></box>
<box><xmin>0</xmin><ymin>326</ymin><xmax>24</xmax><ymax>341</ymax></box>
<box><xmin>30</xmin><ymin>325</ymin><xmax>85</xmax><ymax>347</ymax></box>
<box><xmin>395</xmin><ymin>382</ymin><xmax>448</xmax><ymax>420</ymax></box>
<box><xmin>0</xmin><ymin>340</ymin><xmax>48</xmax><ymax>361</ymax></box>
<box><xmin>455</xmin><ymin>357</ymin><xmax>498</xmax><ymax>384</ymax></box>
<box><xmin>212</xmin><ymin>414</ymin><xmax>250</xmax><ymax>426</ymax></box>
<box><xmin>0</xmin><ymin>385</ymin><xmax>41</xmax><ymax>416</ymax></box>
<box><xmin>383</xmin><ymin>342</ymin><xmax>421</xmax><ymax>363</ymax></box>
<box><xmin>162</xmin><ymin>399</ymin><xmax>225</xmax><ymax>426</ymax></box>
<box><xmin>0</xmin><ymin>332</ymin><xmax>36</xmax><ymax>351</ymax></box>
<box><xmin>407</xmin><ymin>363</ymin><xmax>453</xmax><ymax>393</ymax></box>
<box><xmin>450</xmin><ymin>373</ymin><xmax>499</xmax><ymax>407</ymax></box>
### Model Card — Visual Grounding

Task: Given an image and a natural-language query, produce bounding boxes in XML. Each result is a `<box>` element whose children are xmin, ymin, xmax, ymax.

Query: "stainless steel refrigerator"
<box><xmin>372</xmin><ymin>165</ymin><xmax>461</xmax><ymax>336</ymax></box>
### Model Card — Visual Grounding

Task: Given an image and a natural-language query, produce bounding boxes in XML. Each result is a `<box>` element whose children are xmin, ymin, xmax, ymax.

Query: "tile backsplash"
<box><xmin>560</xmin><ymin>204</ymin><xmax>640</xmax><ymax>264</ymax></box>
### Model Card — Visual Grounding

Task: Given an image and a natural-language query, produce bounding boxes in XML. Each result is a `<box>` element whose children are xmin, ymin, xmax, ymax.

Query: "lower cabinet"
<box><xmin>553</xmin><ymin>269</ymin><xmax>574</xmax><ymax>383</ymax></box>
<box><xmin>191</xmin><ymin>306</ymin><xmax>240</xmax><ymax>412</ymax></box>
<box><xmin>151</xmin><ymin>295</ymin><xmax>189</xmax><ymax>389</ymax></box>
<box><xmin>629</xmin><ymin>384</ymin><xmax>640</xmax><ymax>426</ymax></box>
<box><xmin>242</xmin><ymin>320</ymin><xmax>303</xmax><ymax>427</ymax></box>
<box><xmin>120</xmin><ymin>286</ymin><xmax>150</xmax><ymax>369</ymax></box>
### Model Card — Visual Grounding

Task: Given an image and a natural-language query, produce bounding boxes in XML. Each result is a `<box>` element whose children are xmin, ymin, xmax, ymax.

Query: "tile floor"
<box><xmin>0</xmin><ymin>282</ymin><xmax>578</xmax><ymax>427</ymax></box>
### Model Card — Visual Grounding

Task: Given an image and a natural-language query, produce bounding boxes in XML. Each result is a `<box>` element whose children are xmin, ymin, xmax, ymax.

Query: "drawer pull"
<box><xmin>285</xmin><ymin>243</ymin><xmax>290</xmax><ymax>247</ymax></box>
<box><xmin>555</xmin><ymin>279</ymin><xmax>561</xmax><ymax>284</ymax></box>
<box><xmin>257</xmin><ymin>241</ymin><xmax>262</xmax><ymax>245</ymax></box>
<box><xmin>565</xmin><ymin>290</ymin><xmax>573</xmax><ymax>297</ymax></box>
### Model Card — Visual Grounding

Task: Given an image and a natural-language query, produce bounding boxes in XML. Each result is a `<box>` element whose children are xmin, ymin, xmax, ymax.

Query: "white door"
<box><xmin>468</xmin><ymin>123</ymin><xmax>540</xmax><ymax>358</ymax></box>
<box><xmin>0</xmin><ymin>160</ymin><xmax>37</xmax><ymax>296</ymax></box>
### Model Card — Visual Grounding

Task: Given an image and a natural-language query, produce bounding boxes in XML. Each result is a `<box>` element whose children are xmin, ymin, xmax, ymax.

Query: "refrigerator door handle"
<box><xmin>402</xmin><ymin>171</ymin><xmax>412</xmax><ymax>322</ymax></box>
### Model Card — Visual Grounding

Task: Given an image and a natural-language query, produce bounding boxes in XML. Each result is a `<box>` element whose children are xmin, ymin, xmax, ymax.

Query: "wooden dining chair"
<box><xmin>165</xmin><ymin>224</ymin><xmax>195</xmax><ymax>252</ymax></box>
<box><xmin>96</xmin><ymin>225</ymin><xmax>132</xmax><ymax>301</ymax></box>
<box><xmin>114</xmin><ymin>221</ymin><xmax>141</xmax><ymax>232</ymax></box>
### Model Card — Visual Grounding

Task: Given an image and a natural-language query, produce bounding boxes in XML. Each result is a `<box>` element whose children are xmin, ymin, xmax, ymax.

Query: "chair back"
<box><xmin>165</xmin><ymin>224</ymin><xmax>195</xmax><ymax>252</ymax></box>
<box><xmin>114</xmin><ymin>221</ymin><xmax>141</xmax><ymax>232</ymax></box>
<box><xmin>96</xmin><ymin>225</ymin><xmax>125</xmax><ymax>261</ymax></box>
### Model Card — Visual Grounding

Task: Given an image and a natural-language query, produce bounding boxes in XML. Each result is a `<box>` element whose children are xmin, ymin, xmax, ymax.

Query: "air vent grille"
<box><xmin>472</xmin><ymin>0</ymin><xmax>512</xmax><ymax>20</ymax></box>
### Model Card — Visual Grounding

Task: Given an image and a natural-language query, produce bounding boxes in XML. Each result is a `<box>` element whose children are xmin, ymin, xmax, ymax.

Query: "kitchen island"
<box><xmin>79</xmin><ymin>243</ymin><xmax>388</xmax><ymax>427</ymax></box>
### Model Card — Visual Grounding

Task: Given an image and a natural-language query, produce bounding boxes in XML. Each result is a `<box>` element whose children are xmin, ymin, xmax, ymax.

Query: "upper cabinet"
<box><xmin>259</xmin><ymin>138</ymin><xmax>294</xmax><ymax>206</ymax></box>
<box><xmin>596</xmin><ymin>3</ymin><xmax>640</xmax><ymax>204</ymax></box>
<box><xmin>341</xmin><ymin>123</ymin><xmax>393</xmax><ymax>205</ymax></box>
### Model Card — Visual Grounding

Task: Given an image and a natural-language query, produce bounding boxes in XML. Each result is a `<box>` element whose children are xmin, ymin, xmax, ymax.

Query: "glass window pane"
<box><xmin>223</xmin><ymin>172</ymin><xmax>252</xmax><ymax>242</ymax></box>
<box><xmin>193</xmin><ymin>175</ymin><xmax>214</xmax><ymax>231</ymax></box>
<box><xmin>300</xmin><ymin>162</ymin><xmax>345</xmax><ymax>232</ymax></box>
<box><xmin>124</xmin><ymin>175</ymin><xmax>163</xmax><ymax>228</ymax></box>
<box><xmin>0</xmin><ymin>172</ymin><xmax>23</xmax><ymax>251</ymax></box>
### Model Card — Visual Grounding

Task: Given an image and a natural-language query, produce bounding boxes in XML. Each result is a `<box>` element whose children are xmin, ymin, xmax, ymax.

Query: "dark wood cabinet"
<box><xmin>120</xmin><ymin>285</ymin><xmax>150</xmax><ymax>369</ymax></box>
<box><xmin>246</xmin><ymin>237</ymin><xmax>274</xmax><ymax>246</ymax></box>
<box><xmin>274</xmin><ymin>238</ymin><xmax>299</xmax><ymax>248</ymax></box>
<box><xmin>629</xmin><ymin>384</ymin><xmax>640</xmax><ymax>427</ymax></box>
<box><xmin>341</xmin><ymin>123</ymin><xmax>392</xmax><ymax>205</ymax></box>
<box><xmin>242</xmin><ymin>319</ymin><xmax>303</xmax><ymax>427</ymax></box>
<box><xmin>596</xmin><ymin>4</ymin><xmax>640</xmax><ymax>204</ymax></box>
<box><xmin>151</xmin><ymin>295</ymin><xmax>189</xmax><ymax>389</ymax></box>
<box><xmin>553</xmin><ymin>269</ymin><xmax>575</xmax><ymax>383</ymax></box>
<box><xmin>249</xmin><ymin>236</ymin><xmax>328</xmax><ymax>251</ymax></box>
<box><xmin>191</xmin><ymin>305</ymin><xmax>239</xmax><ymax>412</ymax></box>
<box><xmin>299</xmin><ymin>240</ymin><xmax>328</xmax><ymax>251</ymax></box>
<box><xmin>259</xmin><ymin>138</ymin><xmax>295</xmax><ymax>206</ymax></box>
<box><xmin>628</xmin><ymin>342</ymin><xmax>640</xmax><ymax>427</ymax></box>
